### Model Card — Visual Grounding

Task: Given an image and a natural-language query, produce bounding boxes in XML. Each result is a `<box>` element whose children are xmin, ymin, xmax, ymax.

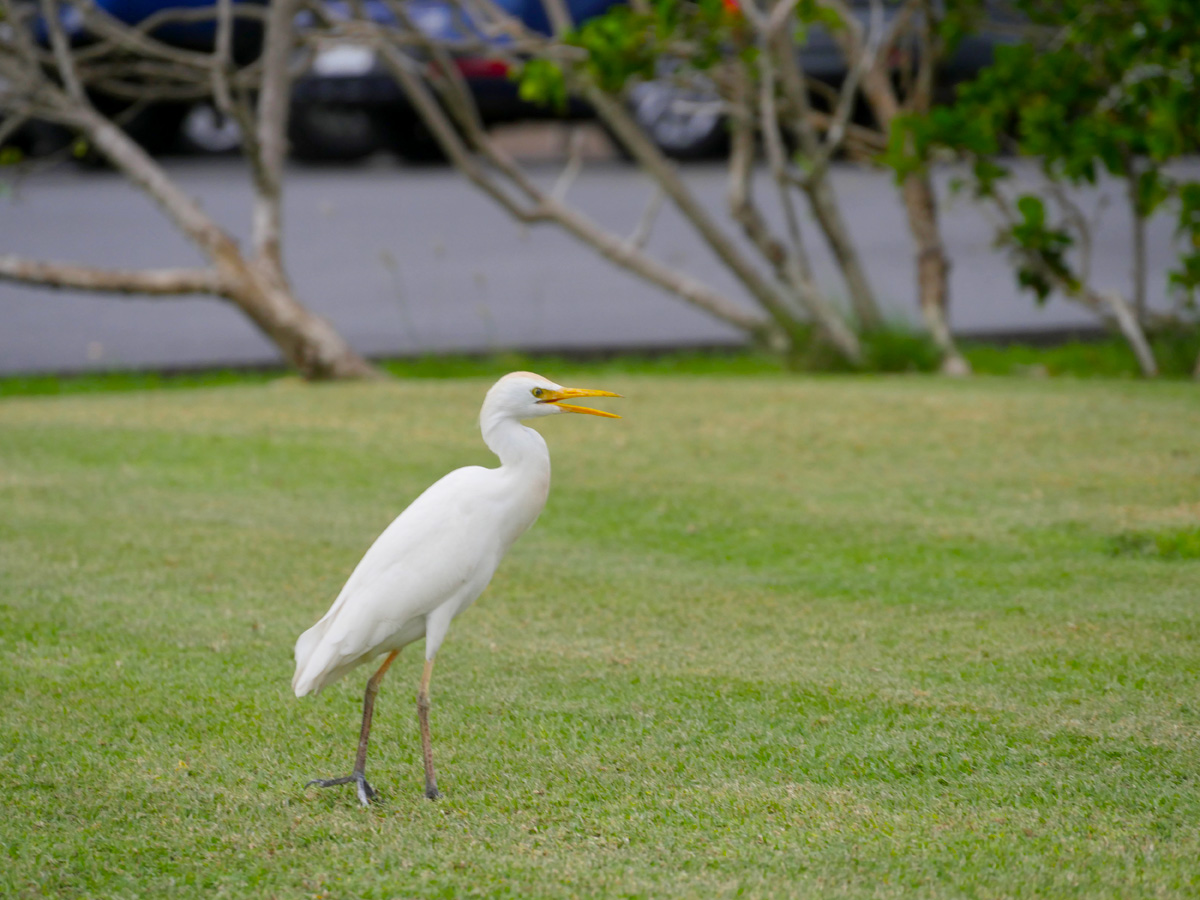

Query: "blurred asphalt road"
<box><xmin>0</xmin><ymin>148</ymin><xmax>1186</xmax><ymax>374</ymax></box>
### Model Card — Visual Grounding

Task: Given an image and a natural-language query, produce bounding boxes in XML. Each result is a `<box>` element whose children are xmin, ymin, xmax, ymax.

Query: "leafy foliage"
<box><xmin>515</xmin><ymin>0</ymin><xmax>746</xmax><ymax>102</ymax></box>
<box><xmin>1010</xmin><ymin>195</ymin><xmax>1075</xmax><ymax>302</ymax></box>
<box><xmin>515</xmin><ymin>57</ymin><xmax>569</xmax><ymax>111</ymax></box>
<box><xmin>892</xmin><ymin>0</ymin><xmax>1200</xmax><ymax>313</ymax></box>
<box><xmin>1171</xmin><ymin>183</ymin><xmax>1200</xmax><ymax>302</ymax></box>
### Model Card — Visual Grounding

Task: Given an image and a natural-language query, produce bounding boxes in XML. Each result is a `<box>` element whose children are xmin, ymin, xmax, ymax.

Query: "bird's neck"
<box><xmin>480</xmin><ymin>410</ymin><xmax>551</xmax><ymax>475</ymax></box>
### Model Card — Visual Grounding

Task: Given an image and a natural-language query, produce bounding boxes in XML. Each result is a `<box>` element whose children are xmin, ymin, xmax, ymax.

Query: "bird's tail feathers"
<box><xmin>292</xmin><ymin>617</ymin><xmax>334</xmax><ymax>697</ymax></box>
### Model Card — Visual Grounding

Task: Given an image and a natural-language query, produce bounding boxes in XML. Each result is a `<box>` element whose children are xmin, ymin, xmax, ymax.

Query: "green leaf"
<box><xmin>1016</xmin><ymin>195</ymin><xmax>1045</xmax><ymax>229</ymax></box>
<box><xmin>514</xmin><ymin>59</ymin><xmax>568</xmax><ymax>113</ymax></box>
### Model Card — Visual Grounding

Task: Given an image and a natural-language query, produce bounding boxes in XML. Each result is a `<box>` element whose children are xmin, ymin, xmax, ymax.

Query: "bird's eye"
<box><xmin>532</xmin><ymin>388</ymin><xmax>545</xmax><ymax>399</ymax></box>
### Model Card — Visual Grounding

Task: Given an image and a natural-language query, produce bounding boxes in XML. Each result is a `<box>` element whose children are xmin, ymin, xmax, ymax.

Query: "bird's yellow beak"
<box><xmin>539</xmin><ymin>387</ymin><xmax>622</xmax><ymax>418</ymax></box>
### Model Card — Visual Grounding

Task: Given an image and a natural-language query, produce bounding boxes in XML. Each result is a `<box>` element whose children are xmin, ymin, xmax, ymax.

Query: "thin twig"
<box><xmin>212</xmin><ymin>0</ymin><xmax>234</xmax><ymax>115</ymax></box>
<box><xmin>756</xmin><ymin>40</ymin><xmax>812</xmax><ymax>282</ymax></box>
<box><xmin>368</xmin><ymin>38</ymin><xmax>772</xmax><ymax>336</ymax></box>
<box><xmin>625</xmin><ymin>186</ymin><xmax>665</xmax><ymax>251</ymax></box>
<box><xmin>376</xmin><ymin>0</ymin><xmax>489</xmax><ymax>138</ymax></box>
<box><xmin>539</xmin><ymin>0</ymin><xmax>575</xmax><ymax>36</ymax></box>
<box><xmin>550</xmin><ymin>129</ymin><xmax>586</xmax><ymax>203</ymax></box>
<box><xmin>251</xmin><ymin>0</ymin><xmax>299</xmax><ymax>268</ymax></box>
<box><xmin>74</xmin><ymin>1</ymin><xmax>219</xmax><ymax>69</ymax></box>
<box><xmin>38</xmin><ymin>0</ymin><xmax>86</xmax><ymax>103</ymax></box>
<box><xmin>987</xmin><ymin>176</ymin><xmax>1157</xmax><ymax>375</ymax></box>
<box><xmin>1044</xmin><ymin>178</ymin><xmax>1092</xmax><ymax>282</ymax></box>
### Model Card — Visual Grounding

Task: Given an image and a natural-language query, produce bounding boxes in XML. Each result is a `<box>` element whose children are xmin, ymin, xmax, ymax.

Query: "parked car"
<box><xmin>629</xmin><ymin>3</ymin><xmax>1022</xmax><ymax>159</ymax></box>
<box><xmin>289</xmin><ymin>0</ymin><xmax>616</xmax><ymax>162</ymax></box>
<box><xmin>291</xmin><ymin>0</ymin><xmax>1019</xmax><ymax>162</ymax></box>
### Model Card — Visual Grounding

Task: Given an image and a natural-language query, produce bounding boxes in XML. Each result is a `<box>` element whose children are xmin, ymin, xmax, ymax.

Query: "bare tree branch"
<box><xmin>367</xmin><ymin>5</ymin><xmax>805</xmax><ymax>344</ymax></box>
<box><xmin>376</xmin><ymin>0</ymin><xmax>489</xmax><ymax>137</ymax></box>
<box><xmin>762</xmin><ymin>5</ymin><xmax>881</xmax><ymax>331</ymax></box>
<box><xmin>782</xmin><ymin>1</ymin><xmax>881</xmax><ymax>185</ymax></box>
<box><xmin>550</xmin><ymin>128</ymin><xmax>586</xmax><ymax>203</ymax></box>
<box><xmin>583</xmin><ymin>84</ymin><xmax>820</xmax><ymax>344</ymax></box>
<box><xmin>1</xmin><ymin>0</ymin><xmax>42</xmax><ymax>69</ymax></box>
<box><xmin>732</xmin><ymin>58</ymin><xmax>863</xmax><ymax>355</ymax></box>
<box><xmin>39</xmin><ymin>0</ymin><xmax>87</xmax><ymax>103</ymax></box>
<box><xmin>805</xmin><ymin>109</ymin><xmax>887</xmax><ymax>154</ymax></box>
<box><xmin>212</xmin><ymin>0</ymin><xmax>235</xmax><ymax>115</ymax></box>
<box><xmin>252</xmin><ymin>0</ymin><xmax>299</xmax><ymax>269</ymax></box>
<box><xmin>626</xmin><ymin>186</ymin><xmax>665</xmax><ymax>251</ymax></box>
<box><xmin>756</xmin><ymin>41</ymin><xmax>809</xmax><ymax>273</ymax></box>
<box><xmin>1044</xmin><ymin>178</ymin><xmax>1092</xmax><ymax>280</ymax></box>
<box><xmin>356</xmin><ymin>0</ymin><xmax>878</xmax><ymax>360</ymax></box>
<box><xmin>766</xmin><ymin>0</ymin><xmax>803</xmax><ymax>36</ymax></box>
<box><xmin>989</xmin><ymin>180</ymin><xmax>1157</xmax><ymax>376</ymax></box>
<box><xmin>0</xmin><ymin>256</ymin><xmax>229</xmax><ymax>296</ymax></box>
<box><xmin>367</xmin><ymin>38</ymin><xmax>774</xmax><ymax>338</ymax></box>
<box><xmin>373</xmin><ymin>41</ymin><xmax>533</xmax><ymax>215</ymax></box>
<box><xmin>539</xmin><ymin>0</ymin><xmax>575</xmax><ymax>37</ymax></box>
<box><xmin>74</xmin><ymin>2</ymin><xmax>218</xmax><ymax>69</ymax></box>
<box><xmin>726</xmin><ymin>82</ymin><xmax>809</xmax><ymax>319</ymax></box>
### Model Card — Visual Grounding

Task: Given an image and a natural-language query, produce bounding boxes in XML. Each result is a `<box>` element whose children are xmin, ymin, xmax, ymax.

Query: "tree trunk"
<box><xmin>768</xmin><ymin>26</ymin><xmax>882</xmax><ymax>333</ymax></box>
<box><xmin>213</xmin><ymin>242</ymin><xmax>381</xmax><ymax>380</ymax></box>
<box><xmin>804</xmin><ymin>176</ymin><xmax>883</xmax><ymax>331</ymax></box>
<box><xmin>859</xmin><ymin>67</ymin><xmax>969</xmax><ymax>374</ymax></box>
<box><xmin>901</xmin><ymin>173</ymin><xmax>970</xmax><ymax>375</ymax></box>
<box><xmin>1129</xmin><ymin>199</ymin><xmax>1147</xmax><ymax>325</ymax></box>
<box><xmin>1087</xmin><ymin>287</ymin><xmax>1158</xmax><ymax>378</ymax></box>
<box><xmin>1121</xmin><ymin>153</ymin><xmax>1148</xmax><ymax>323</ymax></box>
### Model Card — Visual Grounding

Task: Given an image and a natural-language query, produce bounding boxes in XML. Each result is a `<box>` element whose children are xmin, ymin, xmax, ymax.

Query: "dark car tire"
<box><xmin>178</xmin><ymin>103</ymin><xmax>243</xmax><ymax>155</ymax></box>
<box><xmin>628</xmin><ymin>79</ymin><xmax>728</xmax><ymax>161</ymax></box>
<box><xmin>70</xmin><ymin>103</ymin><xmax>188</xmax><ymax>167</ymax></box>
<box><xmin>378</xmin><ymin>114</ymin><xmax>449</xmax><ymax>165</ymax></box>
<box><xmin>288</xmin><ymin>104</ymin><xmax>380</xmax><ymax>163</ymax></box>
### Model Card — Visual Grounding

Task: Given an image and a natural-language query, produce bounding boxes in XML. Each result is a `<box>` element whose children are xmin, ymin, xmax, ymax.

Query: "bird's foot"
<box><xmin>424</xmin><ymin>782</ymin><xmax>441</xmax><ymax>801</ymax></box>
<box><xmin>306</xmin><ymin>773</ymin><xmax>377</xmax><ymax>807</ymax></box>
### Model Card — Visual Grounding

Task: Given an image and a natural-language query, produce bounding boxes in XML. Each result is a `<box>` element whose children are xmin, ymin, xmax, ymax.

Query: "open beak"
<box><xmin>539</xmin><ymin>387</ymin><xmax>623</xmax><ymax>418</ymax></box>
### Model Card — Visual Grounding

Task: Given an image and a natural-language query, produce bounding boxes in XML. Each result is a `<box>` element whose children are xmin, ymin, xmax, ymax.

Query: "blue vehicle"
<box><xmin>51</xmin><ymin>0</ymin><xmax>266</xmax><ymax>55</ymax></box>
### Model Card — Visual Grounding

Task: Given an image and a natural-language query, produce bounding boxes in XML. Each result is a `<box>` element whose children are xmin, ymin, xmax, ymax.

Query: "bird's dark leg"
<box><xmin>418</xmin><ymin>658</ymin><xmax>440</xmax><ymax>800</ymax></box>
<box><xmin>307</xmin><ymin>649</ymin><xmax>399</xmax><ymax>807</ymax></box>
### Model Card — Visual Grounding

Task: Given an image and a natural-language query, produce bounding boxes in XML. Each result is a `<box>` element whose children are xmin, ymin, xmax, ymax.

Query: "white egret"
<box><xmin>293</xmin><ymin>372</ymin><xmax>622</xmax><ymax>804</ymax></box>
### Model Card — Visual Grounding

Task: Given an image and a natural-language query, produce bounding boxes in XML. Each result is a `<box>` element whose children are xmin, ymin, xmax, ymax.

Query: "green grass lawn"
<box><xmin>2</xmin><ymin>374</ymin><xmax>1198</xmax><ymax>899</ymax></box>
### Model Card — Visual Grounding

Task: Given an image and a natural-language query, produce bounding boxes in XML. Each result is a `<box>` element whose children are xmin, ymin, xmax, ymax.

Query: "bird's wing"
<box><xmin>293</xmin><ymin>466</ymin><xmax>501</xmax><ymax>694</ymax></box>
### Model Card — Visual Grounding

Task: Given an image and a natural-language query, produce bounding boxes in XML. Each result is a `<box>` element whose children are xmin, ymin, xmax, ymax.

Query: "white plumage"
<box><xmin>294</xmin><ymin>371</ymin><xmax>620</xmax><ymax>804</ymax></box>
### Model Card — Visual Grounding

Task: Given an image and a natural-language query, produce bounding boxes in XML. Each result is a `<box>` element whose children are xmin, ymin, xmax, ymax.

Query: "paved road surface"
<box><xmin>0</xmin><ymin>153</ymin><xmax>1182</xmax><ymax>374</ymax></box>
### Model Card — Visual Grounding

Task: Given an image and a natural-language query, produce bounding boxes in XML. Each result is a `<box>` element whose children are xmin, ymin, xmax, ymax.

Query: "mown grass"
<box><xmin>1</xmin><ymin>374</ymin><xmax>1198</xmax><ymax>899</ymax></box>
<box><xmin>0</xmin><ymin>350</ymin><xmax>784</xmax><ymax>399</ymax></box>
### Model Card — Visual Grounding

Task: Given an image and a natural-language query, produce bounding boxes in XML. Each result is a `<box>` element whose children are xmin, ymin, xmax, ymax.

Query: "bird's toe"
<box><xmin>356</xmin><ymin>775</ymin><xmax>377</xmax><ymax>806</ymax></box>
<box><xmin>305</xmin><ymin>773</ymin><xmax>378</xmax><ymax>806</ymax></box>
